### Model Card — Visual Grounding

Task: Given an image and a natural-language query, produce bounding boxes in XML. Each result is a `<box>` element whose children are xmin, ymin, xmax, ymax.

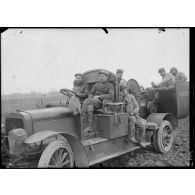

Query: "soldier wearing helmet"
<box><xmin>151</xmin><ymin>68</ymin><xmax>175</xmax><ymax>88</ymax></box>
<box><xmin>81</xmin><ymin>70</ymin><xmax>114</xmax><ymax>133</ymax></box>
<box><xmin>170</xmin><ymin>67</ymin><xmax>187</xmax><ymax>81</ymax></box>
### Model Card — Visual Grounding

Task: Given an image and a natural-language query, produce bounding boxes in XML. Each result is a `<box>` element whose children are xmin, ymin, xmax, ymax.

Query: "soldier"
<box><xmin>81</xmin><ymin>70</ymin><xmax>114</xmax><ymax>132</ymax></box>
<box><xmin>72</xmin><ymin>73</ymin><xmax>89</xmax><ymax>104</ymax></box>
<box><xmin>151</xmin><ymin>68</ymin><xmax>175</xmax><ymax>88</ymax></box>
<box><xmin>62</xmin><ymin>73</ymin><xmax>88</xmax><ymax>115</ymax></box>
<box><xmin>116</xmin><ymin>69</ymin><xmax>127</xmax><ymax>102</ymax></box>
<box><xmin>116</xmin><ymin>69</ymin><xmax>124</xmax><ymax>83</ymax></box>
<box><xmin>170</xmin><ymin>67</ymin><xmax>187</xmax><ymax>81</ymax></box>
<box><xmin>120</xmin><ymin>82</ymin><xmax>148</xmax><ymax>148</ymax></box>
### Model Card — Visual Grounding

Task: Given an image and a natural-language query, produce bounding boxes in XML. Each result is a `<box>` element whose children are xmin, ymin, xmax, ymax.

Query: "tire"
<box><xmin>38</xmin><ymin>139</ymin><xmax>74</xmax><ymax>168</ymax></box>
<box><xmin>153</xmin><ymin>120</ymin><xmax>174</xmax><ymax>154</ymax></box>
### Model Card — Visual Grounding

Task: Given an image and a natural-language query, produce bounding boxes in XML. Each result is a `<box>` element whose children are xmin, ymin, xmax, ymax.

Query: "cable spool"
<box><xmin>126</xmin><ymin>79</ymin><xmax>140</xmax><ymax>99</ymax></box>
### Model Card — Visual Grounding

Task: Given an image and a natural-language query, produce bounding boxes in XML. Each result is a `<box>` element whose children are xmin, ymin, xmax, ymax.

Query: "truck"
<box><xmin>1</xmin><ymin>69</ymin><xmax>189</xmax><ymax>168</ymax></box>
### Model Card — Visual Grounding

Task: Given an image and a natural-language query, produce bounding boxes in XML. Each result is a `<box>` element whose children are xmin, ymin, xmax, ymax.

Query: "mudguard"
<box><xmin>61</xmin><ymin>133</ymin><xmax>89</xmax><ymax>168</ymax></box>
<box><xmin>24</xmin><ymin>130</ymin><xmax>62</xmax><ymax>144</ymax></box>
<box><xmin>24</xmin><ymin>130</ymin><xmax>89</xmax><ymax>168</ymax></box>
<box><xmin>146</xmin><ymin>113</ymin><xmax>178</xmax><ymax>129</ymax></box>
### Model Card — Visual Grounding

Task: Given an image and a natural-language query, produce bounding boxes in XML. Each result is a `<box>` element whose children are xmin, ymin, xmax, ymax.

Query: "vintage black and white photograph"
<box><xmin>1</xmin><ymin>28</ymin><xmax>190</xmax><ymax>168</ymax></box>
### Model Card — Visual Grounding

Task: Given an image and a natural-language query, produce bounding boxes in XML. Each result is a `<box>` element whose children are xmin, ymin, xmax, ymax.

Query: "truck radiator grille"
<box><xmin>4</xmin><ymin>118</ymin><xmax>24</xmax><ymax>150</ymax></box>
<box><xmin>5</xmin><ymin>118</ymin><xmax>24</xmax><ymax>135</ymax></box>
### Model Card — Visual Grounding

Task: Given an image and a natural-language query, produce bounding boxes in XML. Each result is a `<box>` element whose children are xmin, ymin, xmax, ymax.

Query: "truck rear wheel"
<box><xmin>38</xmin><ymin>139</ymin><xmax>74</xmax><ymax>168</ymax></box>
<box><xmin>153</xmin><ymin>120</ymin><xmax>174</xmax><ymax>154</ymax></box>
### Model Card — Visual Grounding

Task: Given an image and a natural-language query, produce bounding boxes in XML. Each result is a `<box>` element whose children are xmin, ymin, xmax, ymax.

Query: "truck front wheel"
<box><xmin>38</xmin><ymin>139</ymin><xmax>74</xmax><ymax>168</ymax></box>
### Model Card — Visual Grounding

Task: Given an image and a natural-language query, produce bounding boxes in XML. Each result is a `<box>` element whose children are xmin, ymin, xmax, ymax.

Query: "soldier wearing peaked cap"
<box><xmin>116</xmin><ymin>68</ymin><xmax>126</xmax><ymax>101</ymax></box>
<box><xmin>116</xmin><ymin>69</ymin><xmax>124</xmax><ymax>82</ymax></box>
<box><xmin>116</xmin><ymin>69</ymin><xmax>124</xmax><ymax>73</ymax></box>
<box><xmin>81</xmin><ymin>70</ymin><xmax>114</xmax><ymax>133</ymax></box>
<box><xmin>72</xmin><ymin>73</ymin><xmax>89</xmax><ymax>104</ymax></box>
<box><xmin>61</xmin><ymin>73</ymin><xmax>89</xmax><ymax>115</ymax></box>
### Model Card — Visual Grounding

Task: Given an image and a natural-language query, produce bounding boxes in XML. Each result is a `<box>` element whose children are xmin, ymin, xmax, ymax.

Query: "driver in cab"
<box><xmin>61</xmin><ymin>73</ymin><xmax>89</xmax><ymax>115</ymax></box>
<box><xmin>72</xmin><ymin>73</ymin><xmax>89</xmax><ymax>104</ymax></box>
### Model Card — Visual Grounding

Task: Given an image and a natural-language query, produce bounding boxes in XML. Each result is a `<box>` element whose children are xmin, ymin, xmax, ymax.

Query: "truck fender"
<box><xmin>24</xmin><ymin>130</ymin><xmax>63</xmax><ymax>144</ymax></box>
<box><xmin>24</xmin><ymin>130</ymin><xmax>89</xmax><ymax>167</ymax></box>
<box><xmin>146</xmin><ymin>113</ymin><xmax>178</xmax><ymax>129</ymax></box>
<box><xmin>60</xmin><ymin>133</ymin><xmax>89</xmax><ymax>168</ymax></box>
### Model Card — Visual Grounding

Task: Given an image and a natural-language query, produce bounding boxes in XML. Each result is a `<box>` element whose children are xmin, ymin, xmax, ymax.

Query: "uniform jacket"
<box><xmin>89</xmin><ymin>81</ymin><xmax>114</xmax><ymax>100</ymax></box>
<box><xmin>174</xmin><ymin>72</ymin><xmax>187</xmax><ymax>81</ymax></box>
<box><xmin>124</xmin><ymin>93</ymin><xmax>139</xmax><ymax>115</ymax></box>
<box><xmin>158</xmin><ymin>73</ymin><xmax>175</xmax><ymax>87</ymax></box>
<box><xmin>72</xmin><ymin>81</ymin><xmax>89</xmax><ymax>103</ymax></box>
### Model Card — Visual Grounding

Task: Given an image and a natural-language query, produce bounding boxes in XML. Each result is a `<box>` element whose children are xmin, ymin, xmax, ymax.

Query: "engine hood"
<box><xmin>22</xmin><ymin>107</ymin><xmax>73</xmax><ymax>121</ymax></box>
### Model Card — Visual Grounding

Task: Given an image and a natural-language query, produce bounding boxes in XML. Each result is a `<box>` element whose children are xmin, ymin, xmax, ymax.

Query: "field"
<box><xmin>1</xmin><ymin>94</ymin><xmax>64</xmax><ymax>123</ymax></box>
<box><xmin>1</xmin><ymin>96</ymin><xmax>190</xmax><ymax>167</ymax></box>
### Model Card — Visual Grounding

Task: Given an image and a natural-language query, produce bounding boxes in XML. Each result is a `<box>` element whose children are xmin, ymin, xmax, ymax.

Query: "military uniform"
<box><xmin>72</xmin><ymin>81</ymin><xmax>89</xmax><ymax>104</ymax></box>
<box><xmin>122</xmin><ymin>92</ymin><xmax>147</xmax><ymax>146</ymax></box>
<box><xmin>81</xmin><ymin>71</ymin><xmax>114</xmax><ymax>132</ymax></box>
<box><xmin>174</xmin><ymin>72</ymin><xmax>187</xmax><ymax>81</ymax></box>
<box><xmin>170</xmin><ymin>67</ymin><xmax>187</xmax><ymax>81</ymax></box>
<box><xmin>158</xmin><ymin>73</ymin><xmax>175</xmax><ymax>88</ymax></box>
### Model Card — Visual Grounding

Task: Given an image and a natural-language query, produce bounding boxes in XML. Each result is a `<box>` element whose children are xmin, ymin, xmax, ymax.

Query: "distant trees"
<box><xmin>2</xmin><ymin>90</ymin><xmax>61</xmax><ymax>100</ymax></box>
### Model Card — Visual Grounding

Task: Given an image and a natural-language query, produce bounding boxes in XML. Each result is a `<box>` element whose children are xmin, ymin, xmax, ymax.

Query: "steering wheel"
<box><xmin>60</xmin><ymin>88</ymin><xmax>78</xmax><ymax>97</ymax></box>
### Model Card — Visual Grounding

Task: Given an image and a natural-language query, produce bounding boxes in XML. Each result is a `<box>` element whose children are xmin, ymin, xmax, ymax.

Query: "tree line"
<box><xmin>2</xmin><ymin>90</ymin><xmax>61</xmax><ymax>100</ymax></box>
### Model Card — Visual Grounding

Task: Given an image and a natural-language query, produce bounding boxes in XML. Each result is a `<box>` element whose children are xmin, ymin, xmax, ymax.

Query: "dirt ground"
<box><xmin>93</xmin><ymin>116</ymin><xmax>190</xmax><ymax>167</ymax></box>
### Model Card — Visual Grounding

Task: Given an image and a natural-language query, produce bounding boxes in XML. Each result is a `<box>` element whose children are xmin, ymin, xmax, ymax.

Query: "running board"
<box><xmin>87</xmin><ymin>140</ymin><xmax>151</xmax><ymax>166</ymax></box>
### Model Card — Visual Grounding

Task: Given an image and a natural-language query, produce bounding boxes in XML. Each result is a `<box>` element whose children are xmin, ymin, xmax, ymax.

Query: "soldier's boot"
<box><xmin>138</xmin><ymin>141</ymin><xmax>147</xmax><ymax>148</ymax></box>
<box><xmin>83</xmin><ymin>112</ymin><xmax>93</xmax><ymax>132</ymax></box>
<box><xmin>80</xmin><ymin>112</ymin><xmax>87</xmax><ymax>130</ymax></box>
<box><xmin>137</xmin><ymin>124</ymin><xmax>148</xmax><ymax>148</ymax></box>
<box><xmin>127</xmin><ymin>123</ymin><xmax>138</xmax><ymax>144</ymax></box>
<box><xmin>80</xmin><ymin>113</ymin><xmax>88</xmax><ymax>140</ymax></box>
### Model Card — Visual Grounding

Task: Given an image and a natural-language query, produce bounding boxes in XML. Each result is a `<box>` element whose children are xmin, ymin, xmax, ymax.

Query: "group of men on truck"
<box><xmin>66</xmin><ymin>66</ymin><xmax>187</xmax><ymax>147</ymax></box>
<box><xmin>151</xmin><ymin>67</ymin><xmax>187</xmax><ymax>89</ymax></box>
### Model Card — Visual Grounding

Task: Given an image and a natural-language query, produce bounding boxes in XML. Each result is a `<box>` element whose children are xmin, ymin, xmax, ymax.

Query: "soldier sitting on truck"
<box><xmin>170</xmin><ymin>67</ymin><xmax>187</xmax><ymax>81</ymax></box>
<box><xmin>151</xmin><ymin>68</ymin><xmax>175</xmax><ymax>89</ymax></box>
<box><xmin>72</xmin><ymin>73</ymin><xmax>89</xmax><ymax>105</ymax></box>
<box><xmin>149</xmin><ymin>68</ymin><xmax>176</xmax><ymax>113</ymax></box>
<box><xmin>120</xmin><ymin>82</ymin><xmax>148</xmax><ymax>148</ymax></box>
<box><xmin>116</xmin><ymin>68</ymin><xmax>126</xmax><ymax>84</ymax></box>
<box><xmin>61</xmin><ymin>73</ymin><xmax>89</xmax><ymax>115</ymax></box>
<box><xmin>81</xmin><ymin>70</ymin><xmax>114</xmax><ymax>132</ymax></box>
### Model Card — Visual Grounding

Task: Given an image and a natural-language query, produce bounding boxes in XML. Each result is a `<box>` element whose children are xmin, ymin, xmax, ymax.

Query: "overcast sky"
<box><xmin>1</xmin><ymin>28</ymin><xmax>189</xmax><ymax>95</ymax></box>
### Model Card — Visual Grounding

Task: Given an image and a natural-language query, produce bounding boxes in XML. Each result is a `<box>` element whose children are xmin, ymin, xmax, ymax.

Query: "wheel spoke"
<box><xmin>61</xmin><ymin>159</ymin><xmax>70</xmax><ymax>167</ymax></box>
<box><xmin>58</xmin><ymin>148</ymin><xmax>64</xmax><ymax>157</ymax></box>
<box><xmin>60</xmin><ymin>152</ymin><xmax>68</xmax><ymax>163</ymax></box>
<box><xmin>55</xmin><ymin>149</ymin><xmax>64</xmax><ymax>162</ymax></box>
<box><xmin>51</xmin><ymin>155</ymin><xmax>57</xmax><ymax>165</ymax></box>
<box><xmin>52</xmin><ymin>151</ymin><xmax>57</xmax><ymax>160</ymax></box>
